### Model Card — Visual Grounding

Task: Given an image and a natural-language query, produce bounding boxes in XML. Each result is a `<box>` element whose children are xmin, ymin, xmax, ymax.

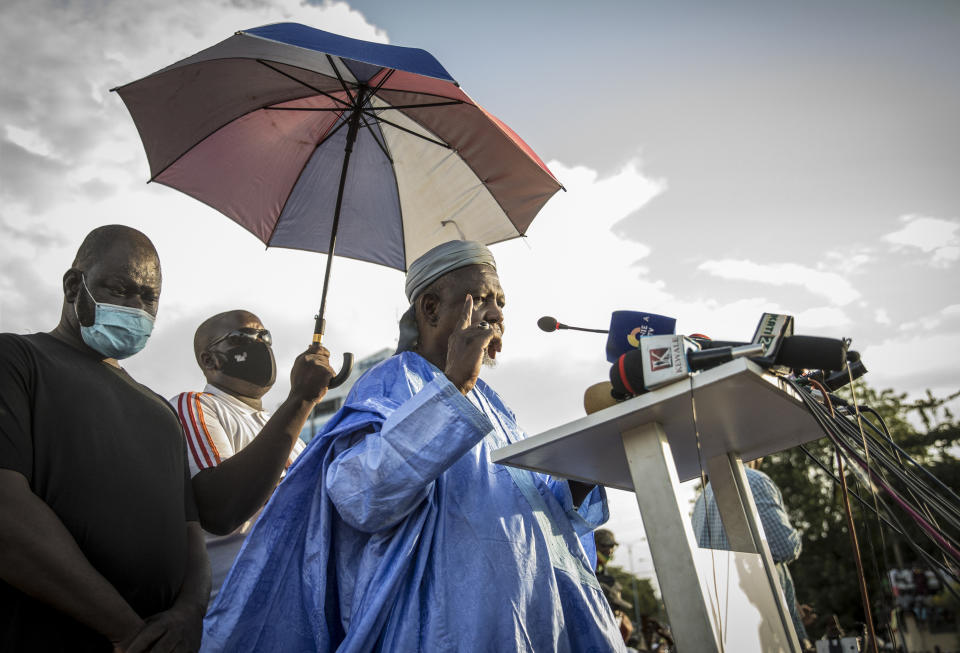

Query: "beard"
<box><xmin>482</xmin><ymin>352</ymin><xmax>498</xmax><ymax>368</ymax></box>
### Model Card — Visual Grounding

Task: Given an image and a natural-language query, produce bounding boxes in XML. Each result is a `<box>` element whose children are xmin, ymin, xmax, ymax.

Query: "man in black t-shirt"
<box><xmin>0</xmin><ymin>225</ymin><xmax>210</xmax><ymax>652</ymax></box>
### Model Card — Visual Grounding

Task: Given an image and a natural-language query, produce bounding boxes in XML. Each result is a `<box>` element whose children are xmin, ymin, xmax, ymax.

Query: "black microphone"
<box><xmin>803</xmin><ymin>351</ymin><xmax>867</xmax><ymax>391</ymax></box>
<box><xmin>537</xmin><ymin>316</ymin><xmax>608</xmax><ymax>334</ymax></box>
<box><xmin>776</xmin><ymin>336</ymin><xmax>848</xmax><ymax>371</ymax></box>
<box><xmin>691</xmin><ymin>335</ymin><xmax>848</xmax><ymax>372</ymax></box>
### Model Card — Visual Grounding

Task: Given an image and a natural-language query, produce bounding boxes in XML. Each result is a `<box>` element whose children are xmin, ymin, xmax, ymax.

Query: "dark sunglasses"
<box><xmin>207</xmin><ymin>328</ymin><xmax>272</xmax><ymax>349</ymax></box>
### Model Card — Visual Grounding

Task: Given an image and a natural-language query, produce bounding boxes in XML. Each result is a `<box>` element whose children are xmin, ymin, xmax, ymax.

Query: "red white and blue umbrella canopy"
<box><xmin>114</xmin><ymin>22</ymin><xmax>563</xmax><ymax>271</ymax></box>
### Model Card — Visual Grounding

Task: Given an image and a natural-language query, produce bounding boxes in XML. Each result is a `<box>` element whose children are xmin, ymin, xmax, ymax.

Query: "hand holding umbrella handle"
<box><xmin>313</xmin><ymin>316</ymin><xmax>354</xmax><ymax>389</ymax></box>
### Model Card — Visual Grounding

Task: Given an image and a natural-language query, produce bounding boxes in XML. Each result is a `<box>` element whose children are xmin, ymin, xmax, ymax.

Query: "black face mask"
<box><xmin>217</xmin><ymin>341</ymin><xmax>277</xmax><ymax>388</ymax></box>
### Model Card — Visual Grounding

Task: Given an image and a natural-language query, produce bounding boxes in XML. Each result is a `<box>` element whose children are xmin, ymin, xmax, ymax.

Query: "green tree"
<box><xmin>759</xmin><ymin>382</ymin><xmax>960</xmax><ymax>640</ymax></box>
<box><xmin>605</xmin><ymin>565</ymin><xmax>666</xmax><ymax>622</ymax></box>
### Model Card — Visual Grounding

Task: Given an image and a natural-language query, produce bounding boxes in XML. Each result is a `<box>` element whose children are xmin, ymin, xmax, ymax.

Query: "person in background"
<box><xmin>601</xmin><ymin>580</ymin><xmax>636</xmax><ymax>646</ymax></box>
<box><xmin>692</xmin><ymin>458</ymin><xmax>810</xmax><ymax>647</ymax></box>
<box><xmin>593</xmin><ymin>529</ymin><xmax>673</xmax><ymax>651</ymax></box>
<box><xmin>595</xmin><ymin>528</ymin><xmax>619</xmax><ymax>585</ymax></box>
<box><xmin>0</xmin><ymin>225</ymin><xmax>209</xmax><ymax>651</ymax></box>
<box><xmin>170</xmin><ymin>310</ymin><xmax>333</xmax><ymax>601</ymax></box>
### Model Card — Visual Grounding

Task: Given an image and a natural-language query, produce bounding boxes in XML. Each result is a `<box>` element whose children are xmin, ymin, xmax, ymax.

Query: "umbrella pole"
<box><xmin>312</xmin><ymin>103</ymin><xmax>363</xmax><ymax>386</ymax></box>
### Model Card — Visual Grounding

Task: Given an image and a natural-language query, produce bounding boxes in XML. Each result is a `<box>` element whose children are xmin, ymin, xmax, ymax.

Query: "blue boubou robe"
<box><xmin>202</xmin><ymin>352</ymin><xmax>624</xmax><ymax>652</ymax></box>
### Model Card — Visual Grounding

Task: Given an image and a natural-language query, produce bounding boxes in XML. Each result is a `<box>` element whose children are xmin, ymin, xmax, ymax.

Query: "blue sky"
<box><xmin>1</xmin><ymin>0</ymin><xmax>958</xmax><ymax>583</ymax></box>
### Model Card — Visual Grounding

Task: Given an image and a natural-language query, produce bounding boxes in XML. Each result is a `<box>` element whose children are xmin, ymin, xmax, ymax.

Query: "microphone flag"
<box><xmin>605</xmin><ymin>311</ymin><xmax>677</xmax><ymax>363</ymax></box>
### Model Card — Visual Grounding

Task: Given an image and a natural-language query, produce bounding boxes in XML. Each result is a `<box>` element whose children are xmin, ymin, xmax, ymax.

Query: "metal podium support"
<box><xmin>620</xmin><ymin>421</ymin><xmax>721</xmax><ymax>651</ymax></box>
<box><xmin>492</xmin><ymin>359</ymin><xmax>819</xmax><ymax>653</ymax></box>
<box><xmin>706</xmin><ymin>451</ymin><xmax>801</xmax><ymax>648</ymax></box>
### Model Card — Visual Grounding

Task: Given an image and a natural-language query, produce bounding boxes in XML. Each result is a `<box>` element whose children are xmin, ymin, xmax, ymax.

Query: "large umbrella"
<box><xmin>114</xmin><ymin>22</ymin><xmax>562</xmax><ymax>384</ymax></box>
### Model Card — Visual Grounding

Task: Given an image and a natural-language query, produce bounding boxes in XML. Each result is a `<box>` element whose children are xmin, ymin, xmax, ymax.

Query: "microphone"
<box><xmin>749</xmin><ymin>312</ymin><xmax>794</xmax><ymax>369</ymax></box>
<box><xmin>605</xmin><ymin>310</ymin><xmax>677</xmax><ymax>363</ymax></box>
<box><xmin>777</xmin><ymin>336</ymin><xmax>848</xmax><ymax>371</ymax></box>
<box><xmin>691</xmin><ymin>335</ymin><xmax>849</xmax><ymax>372</ymax></box>
<box><xmin>610</xmin><ymin>335</ymin><xmax>764</xmax><ymax>398</ymax></box>
<box><xmin>584</xmin><ymin>381</ymin><xmax>618</xmax><ymax>415</ymax></box>
<box><xmin>609</xmin><ymin>333</ymin><xmax>849</xmax><ymax>399</ymax></box>
<box><xmin>802</xmin><ymin>351</ymin><xmax>867</xmax><ymax>391</ymax></box>
<box><xmin>537</xmin><ymin>316</ymin><xmax>608</xmax><ymax>334</ymax></box>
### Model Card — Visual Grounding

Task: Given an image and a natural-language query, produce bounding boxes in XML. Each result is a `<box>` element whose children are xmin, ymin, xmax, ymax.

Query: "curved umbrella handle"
<box><xmin>328</xmin><ymin>352</ymin><xmax>354</xmax><ymax>389</ymax></box>
<box><xmin>313</xmin><ymin>315</ymin><xmax>354</xmax><ymax>388</ymax></box>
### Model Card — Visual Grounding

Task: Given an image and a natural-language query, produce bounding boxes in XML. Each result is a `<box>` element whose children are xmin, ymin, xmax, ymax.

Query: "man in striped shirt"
<box><xmin>692</xmin><ymin>459</ymin><xmax>810</xmax><ymax>647</ymax></box>
<box><xmin>170</xmin><ymin>310</ymin><xmax>333</xmax><ymax>600</ymax></box>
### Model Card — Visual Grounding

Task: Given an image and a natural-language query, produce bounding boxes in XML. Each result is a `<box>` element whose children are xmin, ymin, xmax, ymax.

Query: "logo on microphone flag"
<box><xmin>606</xmin><ymin>311</ymin><xmax>677</xmax><ymax>363</ymax></box>
<box><xmin>649</xmin><ymin>347</ymin><xmax>672</xmax><ymax>370</ymax></box>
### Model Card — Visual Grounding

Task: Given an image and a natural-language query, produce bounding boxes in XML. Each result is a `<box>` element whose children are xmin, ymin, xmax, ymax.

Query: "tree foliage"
<box><xmin>759</xmin><ymin>382</ymin><xmax>960</xmax><ymax>639</ymax></box>
<box><xmin>606</xmin><ymin>564</ymin><xmax>667</xmax><ymax>622</ymax></box>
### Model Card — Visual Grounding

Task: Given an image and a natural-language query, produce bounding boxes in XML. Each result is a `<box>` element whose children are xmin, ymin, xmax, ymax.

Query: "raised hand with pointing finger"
<box><xmin>444</xmin><ymin>295</ymin><xmax>502</xmax><ymax>395</ymax></box>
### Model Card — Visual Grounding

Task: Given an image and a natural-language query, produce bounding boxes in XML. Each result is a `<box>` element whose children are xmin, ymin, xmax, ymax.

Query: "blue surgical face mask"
<box><xmin>75</xmin><ymin>275</ymin><xmax>156</xmax><ymax>359</ymax></box>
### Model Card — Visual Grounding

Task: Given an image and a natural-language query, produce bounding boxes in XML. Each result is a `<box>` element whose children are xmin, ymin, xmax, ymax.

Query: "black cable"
<box><xmin>798</xmin><ymin>444</ymin><xmax>960</xmax><ymax>590</ymax></box>
<box><xmin>801</xmin><ymin>385</ymin><xmax>960</xmax><ymax>538</ymax></box>
<box><xmin>831</xmin><ymin>411</ymin><xmax>960</xmax><ymax>534</ymax></box>
<box><xmin>801</xmin><ymin>379</ymin><xmax>879</xmax><ymax>652</ymax></box>
<box><xmin>791</xmin><ymin>382</ymin><xmax>960</xmax><ymax>571</ymax></box>
<box><xmin>831</xmin><ymin>419</ymin><xmax>960</xmax><ymax>557</ymax></box>
<box><xmin>835</xmin><ymin>398</ymin><xmax>960</xmax><ymax>511</ymax></box>
<box><xmin>851</xmin><ymin>471</ymin><xmax>903</xmax><ymax>652</ymax></box>
<box><xmin>788</xmin><ymin>377</ymin><xmax>960</xmax><ymax>652</ymax></box>
<box><xmin>855</xmin><ymin>403</ymin><xmax>960</xmax><ymax>507</ymax></box>
<box><xmin>829</xmin><ymin>408</ymin><xmax>960</xmax><ymax>535</ymax></box>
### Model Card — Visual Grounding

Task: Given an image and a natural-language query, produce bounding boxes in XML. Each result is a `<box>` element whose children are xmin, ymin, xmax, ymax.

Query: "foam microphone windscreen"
<box><xmin>584</xmin><ymin>381</ymin><xmax>619</xmax><ymax>414</ymax></box>
<box><xmin>537</xmin><ymin>316</ymin><xmax>559</xmax><ymax>332</ymax></box>
<box><xmin>609</xmin><ymin>350</ymin><xmax>650</xmax><ymax>398</ymax></box>
<box><xmin>605</xmin><ymin>311</ymin><xmax>676</xmax><ymax>363</ymax></box>
<box><xmin>775</xmin><ymin>335</ymin><xmax>847</xmax><ymax>371</ymax></box>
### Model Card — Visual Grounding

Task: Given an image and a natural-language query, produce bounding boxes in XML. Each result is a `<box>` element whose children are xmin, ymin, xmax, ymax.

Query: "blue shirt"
<box><xmin>691</xmin><ymin>467</ymin><xmax>808</xmax><ymax>641</ymax></box>
<box><xmin>202</xmin><ymin>352</ymin><xmax>624</xmax><ymax>652</ymax></box>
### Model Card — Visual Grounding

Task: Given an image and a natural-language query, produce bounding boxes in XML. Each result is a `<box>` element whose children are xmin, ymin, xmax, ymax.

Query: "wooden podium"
<box><xmin>491</xmin><ymin>358</ymin><xmax>822</xmax><ymax>653</ymax></box>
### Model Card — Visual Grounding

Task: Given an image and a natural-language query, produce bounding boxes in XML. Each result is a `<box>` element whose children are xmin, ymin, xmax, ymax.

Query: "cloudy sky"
<box><xmin>2</xmin><ymin>0</ymin><xmax>958</xmax><ymax>582</ymax></box>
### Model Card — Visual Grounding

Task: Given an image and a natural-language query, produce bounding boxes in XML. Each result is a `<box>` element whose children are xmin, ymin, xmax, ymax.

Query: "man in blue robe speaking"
<box><xmin>202</xmin><ymin>241</ymin><xmax>625</xmax><ymax>652</ymax></box>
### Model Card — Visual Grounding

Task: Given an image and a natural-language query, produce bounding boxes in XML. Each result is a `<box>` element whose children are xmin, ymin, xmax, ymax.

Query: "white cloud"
<box><xmin>824</xmin><ymin>248</ymin><xmax>873</xmax><ymax>275</ymax></box>
<box><xmin>795</xmin><ymin>306</ymin><xmax>851</xmax><ymax>329</ymax></box>
<box><xmin>883</xmin><ymin>214</ymin><xmax>960</xmax><ymax>268</ymax></box>
<box><xmin>874</xmin><ymin>308</ymin><xmax>891</xmax><ymax>325</ymax></box>
<box><xmin>943</xmin><ymin>304</ymin><xmax>960</xmax><ymax>317</ymax></box>
<box><xmin>935</xmin><ymin>246</ymin><xmax>960</xmax><ymax>266</ymax></box>
<box><xmin>0</xmin><ymin>0</ymin><xmax>387</xmax><ymax>212</ymax></box>
<box><xmin>899</xmin><ymin>303</ymin><xmax>960</xmax><ymax>333</ymax></box>
<box><xmin>862</xmin><ymin>332</ymin><xmax>960</xmax><ymax>397</ymax></box>
<box><xmin>4</xmin><ymin>125</ymin><xmax>55</xmax><ymax>158</ymax></box>
<box><xmin>697</xmin><ymin>259</ymin><xmax>861</xmax><ymax>306</ymax></box>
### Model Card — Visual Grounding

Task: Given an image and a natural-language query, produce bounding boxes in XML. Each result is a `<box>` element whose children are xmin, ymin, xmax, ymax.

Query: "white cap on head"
<box><xmin>397</xmin><ymin>240</ymin><xmax>497</xmax><ymax>353</ymax></box>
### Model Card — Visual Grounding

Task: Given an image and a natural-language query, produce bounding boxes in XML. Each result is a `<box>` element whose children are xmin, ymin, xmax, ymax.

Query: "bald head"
<box><xmin>72</xmin><ymin>224</ymin><xmax>159</xmax><ymax>272</ymax></box>
<box><xmin>194</xmin><ymin>310</ymin><xmax>264</xmax><ymax>365</ymax></box>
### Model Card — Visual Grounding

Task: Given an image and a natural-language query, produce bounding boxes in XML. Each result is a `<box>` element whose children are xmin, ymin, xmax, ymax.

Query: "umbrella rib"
<box><xmin>359</xmin><ymin>113</ymin><xmax>393</xmax><ymax>163</ymax></box>
<box><xmin>369</xmin><ymin>88</ymin><xmax>473</xmax><ymax>104</ymax></box>
<box><xmin>362</xmin><ymin>111</ymin><xmax>451</xmax><ymax>150</ymax></box>
<box><xmin>368</xmin><ymin>100</ymin><xmax>464</xmax><ymax>111</ymax></box>
<box><xmin>256</xmin><ymin>60</ymin><xmax>352</xmax><ymax>108</ymax></box>
<box><xmin>326</xmin><ymin>55</ymin><xmax>356</xmax><ymax>104</ymax></box>
<box><xmin>367</xmin><ymin>68</ymin><xmax>395</xmax><ymax>101</ymax></box>
<box><xmin>265</xmin><ymin>107</ymin><xmax>350</xmax><ymax>112</ymax></box>
<box><xmin>316</xmin><ymin>111</ymin><xmax>352</xmax><ymax>144</ymax></box>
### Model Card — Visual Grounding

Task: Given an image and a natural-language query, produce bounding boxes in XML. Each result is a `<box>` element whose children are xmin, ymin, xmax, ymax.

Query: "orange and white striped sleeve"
<box><xmin>169</xmin><ymin>392</ymin><xmax>236</xmax><ymax>478</ymax></box>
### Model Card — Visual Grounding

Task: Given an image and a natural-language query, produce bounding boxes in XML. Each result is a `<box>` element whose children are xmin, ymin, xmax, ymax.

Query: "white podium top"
<box><xmin>492</xmin><ymin>359</ymin><xmax>823</xmax><ymax>490</ymax></box>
